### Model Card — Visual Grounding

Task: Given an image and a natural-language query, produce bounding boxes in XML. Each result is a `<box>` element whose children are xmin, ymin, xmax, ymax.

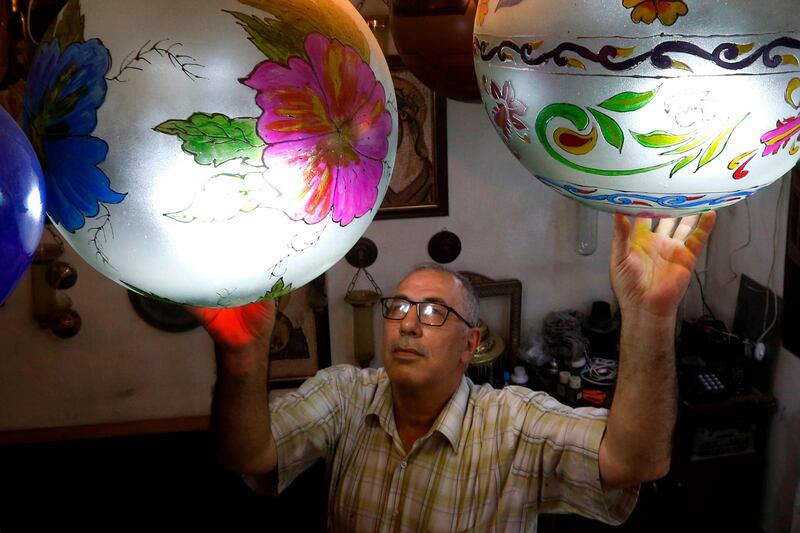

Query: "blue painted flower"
<box><xmin>22</xmin><ymin>38</ymin><xmax>125</xmax><ymax>233</ymax></box>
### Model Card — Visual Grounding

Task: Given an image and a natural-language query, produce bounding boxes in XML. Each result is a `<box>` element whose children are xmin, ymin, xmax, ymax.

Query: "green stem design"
<box><xmin>534</xmin><ymin>103</ymin><xmax>680</xmax><ymax>176</ymax></box>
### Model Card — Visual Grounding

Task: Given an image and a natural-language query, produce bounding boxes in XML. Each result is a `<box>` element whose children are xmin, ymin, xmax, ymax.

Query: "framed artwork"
<box><xmin>375</xmin><ymin>56</ymin><xmax>448</xmax><ymax>219</ymax></box>
<box><xmin>460</xmin><ymin>271</ymin><xmax>523</xmax><ymax>366</ymax></box>
<box><xmin>268</xmin><ymin>274</ymin><xmax>331</xmax><ymax>388</ymax></box>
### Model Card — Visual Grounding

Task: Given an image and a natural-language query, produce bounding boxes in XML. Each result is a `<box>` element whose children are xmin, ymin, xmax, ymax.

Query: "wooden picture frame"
<box><xmin>375</xmin><ymin>56</ymin><xmax>448</xmax><ymax>219</ymax></box>
<box><xmin>460</xmin><ymin>272</ymin><xmax>523</xmax><ymax>366</ymax></box>
<box><xmin>268</xmin><ymin>274</ymin><xmax>331</xmax><ymax>389</ymax></box>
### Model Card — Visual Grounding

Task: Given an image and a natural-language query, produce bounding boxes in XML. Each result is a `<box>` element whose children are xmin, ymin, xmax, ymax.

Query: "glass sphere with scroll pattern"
<box><xmin>22</xmin><ymin>0</ymin><xmax>397</xmax><ymax>306</ymax></box>
<box><xmin>474</xmin><ymin>0</ymin><xmax>800</xmax><ymax>216</ymax></box>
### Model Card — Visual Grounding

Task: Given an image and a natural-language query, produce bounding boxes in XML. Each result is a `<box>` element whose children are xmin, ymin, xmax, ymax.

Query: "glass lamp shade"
<box><xmin>0</xmin><ymin>107</ymin><xmax>46</xmax><ymax>304</ymax></box>
<box><xmin>391</xmin><ymin>0</ymin><xmax>481</xmax><ymax>103</ymax></box>
<box><xmin>21</xmin><ymin>0</ymin><xmax>397</xmax><ymax>306</ymax></box>
<box><xmin>474</xmin><ymin>0</ymin><xmax>800</xmax><ymax>217</ymax></box>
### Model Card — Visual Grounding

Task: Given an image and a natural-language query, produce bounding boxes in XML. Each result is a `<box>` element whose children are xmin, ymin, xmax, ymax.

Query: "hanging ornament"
<box><xmin>344</xmin><ymin>237</ymin><xmax>382</xmax><ymax>368</ymax></box>
<box><xmin>474</xmin><ymin>0</ymin><xmax>800</xmax><ymax>216</ymax></box>
<box><xmin>390</xmin><ymin>0</ymin><xmax>481</xmax><ymax>103</ymax></box>
<box><xmin>22</xmin><ymin>0</ymin><xmax>397</xmax><ymax>307</ymax></box>
<box><xmin>0</xmin><ymin>106</ymin><xmax>45</xmax><ymax>304</ymax></box>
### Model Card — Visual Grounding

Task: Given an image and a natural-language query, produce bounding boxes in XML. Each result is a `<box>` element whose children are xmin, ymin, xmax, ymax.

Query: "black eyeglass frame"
<box><xmin>380</xmin><ymin>297</ymin><xmax>474</xmax><ymax>328</ymax></box>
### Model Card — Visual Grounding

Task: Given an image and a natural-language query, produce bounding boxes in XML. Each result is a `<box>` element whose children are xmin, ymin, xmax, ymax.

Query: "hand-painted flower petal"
<box><xmin>23</xmin><ymin>40</ymin><xmax>61</xmax><ymax>130</ymax></box>
<box><xmin>490</xmin><ymin>79</ymin><xmax>503</xmax><ymax>101</ymax></box>
<box><xmin>760</xmin><ymin>114</ymin><xmax>800</xmax><ymax>156</ymax></box>
<box><xmin>262</xmin><ymin>137</ymin><xmax>335</xmax><ymax>224</ymax></box>
<box><xmin>631</xmin><ymin>4</ymin><xmax>658</xmax><ymax>24</ymax></box>
<box><xmin>349</xmin><ymin>82</ymin><xmax>391</xmax><ymax>161</ymax></box>
<box><xmin>54</xmin><ymin>40</ymin><xmax>110</xmax><ymax>136</ymax></box>
<box><xmin>304</xmin><ymin>33</ymin><xmax>377</xmax><ymax>126</ymax></box>
<box><xmin>25</xmin><ymin>39</ymin><xmax>109</xmax><ymax>137</ymax></box>
<box><xmin>657</xmin><ymin>1</ymin><xmax>688</xmax><ymax>25</ymax></box>
<box><xmin>331</xmin><ymin>156</ymin><xmax>383</xmax><ymax>226</ymax></box>
<box><xmin>42</xmin><ymin>136</ymin><xmax>125</xmax><ymax>232</ymax></box>
<box><xmin>243</xmin><ymin>56</ymin><xmax>334</xmax><ymax>145</ymax></box>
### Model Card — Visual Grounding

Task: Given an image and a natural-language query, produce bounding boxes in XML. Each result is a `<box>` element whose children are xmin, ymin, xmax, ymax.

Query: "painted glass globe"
<box><xmin>22</xmin><ymin>0</ymin><xmax>397</xmax><ymax>306</ymax></box>
<box><xmin>474</xmin><ymin>0</ymin><xmax>800</xmax><ymax>216</ymax></box>
<box><xmin>0</xmin><ymin>107</ymin><xmax>46</xmax><ymax>304</ymax></box>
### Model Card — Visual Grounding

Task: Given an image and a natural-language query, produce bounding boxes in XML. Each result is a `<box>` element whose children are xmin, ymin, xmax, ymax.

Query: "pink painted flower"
<box><xmin>760</xmin><ymin>114</ymin><xmax>800</xmax><ymax>157</ymax></box>
<box><xmin>244</xmin><ymin>33</ymin><xmax>392</xmax><ymax>226</ymax></box>
<box><xmin>489</xmin><ymin>79</ymin><xmax>528</xmax><ymax>140</ymax></box>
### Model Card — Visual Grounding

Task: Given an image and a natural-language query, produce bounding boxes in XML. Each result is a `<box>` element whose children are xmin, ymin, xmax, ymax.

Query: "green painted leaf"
<box><xmin>588</xmin><ymin>108</ymin><xmax>624</xmax><ymax>152</ymax></box>
<box><xmin>697</xmin><ymin>114</ymin><xmax>750</xmax><ymax>169</ymax></box>
<box><xmin>660</xmin><ymin>132</ymin><xmax>712</xmax><ymax>155</ymax></box>
<box><xmin>669</xmin><ymin>151</ymin><xmax>700</xmax><ymax>178</ymax></box>
<box><xmin>261</xmin><ymin>278</ymin><xmax>293</xmax><ymax>301</ymax></box>
<box><xmin>630</xmin><ymin>130</ymin><xmax>696</xmax><ymax>149</ymax></box>
<box><xmin>236</xmin><ymin>0</ymin><xmax>369</xmax><ymax>63</ymax></box>
<box><xmin>225</xmin><ymin>10</ymin><xmax>307</xmax><ymax>66</ymax></box>
<box><xmin>598</xmin><ymin>86</ymin><xmax>660</xmax><ymax>113</ymax></box>
<box><xmin>547</xmin><ymin>103</ymin><xmax>591</xmax><ymax>131</ymax></box>
<box><xmin>154</xmin><ymin>113</ymin><xmax>266</xmax><ymax>167</ymax></box>
<box><xmin>48</xmin><ymin>0</ymin><xmax>85</xmax><ymax>52</ymax></box>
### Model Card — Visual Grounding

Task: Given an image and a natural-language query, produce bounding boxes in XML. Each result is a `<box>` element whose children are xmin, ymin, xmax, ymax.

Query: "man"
<box><xmin>192</xmin><ymin>212</ymin><xmax>716</xmax><ymax>531</ymax></box>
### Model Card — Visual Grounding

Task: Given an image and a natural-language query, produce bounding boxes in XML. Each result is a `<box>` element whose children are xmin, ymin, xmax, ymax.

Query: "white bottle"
<box><xmin>510</xmin><ymin>366</ymin><xmax>529</xmax><ymax>386</ymax></box>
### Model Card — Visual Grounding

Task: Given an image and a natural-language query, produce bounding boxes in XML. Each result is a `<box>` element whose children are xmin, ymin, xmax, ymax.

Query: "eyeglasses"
<box><xmin>380</xmin><ymin>297</ymin><xmax>473</xmax><ymax>327</ymax></box>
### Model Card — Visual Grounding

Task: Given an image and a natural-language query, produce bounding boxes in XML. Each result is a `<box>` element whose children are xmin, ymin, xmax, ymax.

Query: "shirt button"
<box><xmin>400</xmin><ymin>461</ymin><xmax>407</xmax><ymax>469</ymax></box>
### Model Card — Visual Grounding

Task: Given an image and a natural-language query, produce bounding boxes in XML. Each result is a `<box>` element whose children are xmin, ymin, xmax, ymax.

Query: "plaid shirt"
<box><xmin>270</xmin><ymin>365</ymin><xmax>638</xmax><ymax>532</ymax></box>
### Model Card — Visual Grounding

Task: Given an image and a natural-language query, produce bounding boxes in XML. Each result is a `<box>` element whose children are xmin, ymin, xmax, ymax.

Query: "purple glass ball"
<box><xmin>0</xmin><ymin>106</ymin><xmax>46</xmax><ymax>304</ymax></box>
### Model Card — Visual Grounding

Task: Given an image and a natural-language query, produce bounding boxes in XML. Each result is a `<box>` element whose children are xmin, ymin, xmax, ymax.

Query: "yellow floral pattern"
<box><xmin>476</xmin><ymin>0</ymin><xmax>489</xmax><ymax>26</ymax></box>
<box><xmin>623</xmin><ymin>0</ymin><xmax>688</xmax><ymax>26</ymax></box>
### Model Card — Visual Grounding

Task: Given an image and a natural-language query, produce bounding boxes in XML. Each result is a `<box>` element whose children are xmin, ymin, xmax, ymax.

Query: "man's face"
<box><xmin>383</xmin><ymin>270</ymin><xmax>479</xmax><ymax>390</ymax></box>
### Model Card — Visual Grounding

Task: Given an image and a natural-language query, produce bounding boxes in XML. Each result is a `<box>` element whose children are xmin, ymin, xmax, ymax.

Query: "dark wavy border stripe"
<box><xmin>475</xmin><ymin>36</ymin><xmax>800</xmax><ymax>72</ymax></box>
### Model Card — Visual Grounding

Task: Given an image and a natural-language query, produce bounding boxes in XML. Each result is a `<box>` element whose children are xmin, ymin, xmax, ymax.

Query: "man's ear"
<box><xmin>460</xmin><ymin>327</ymin><xmax>481</xmax><ymax>366</ymax></box>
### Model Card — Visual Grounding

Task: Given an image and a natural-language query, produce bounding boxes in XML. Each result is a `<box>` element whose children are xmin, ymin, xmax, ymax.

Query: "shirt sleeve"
<box><xmin>515</xmin><ymin>394</ymin><xmax>639</xmax><ymax>524</ymax></box>
<box><xmin>269</xmin><ymin>365</ymin><xmax>357</xmax><ymax>493</ymax></box>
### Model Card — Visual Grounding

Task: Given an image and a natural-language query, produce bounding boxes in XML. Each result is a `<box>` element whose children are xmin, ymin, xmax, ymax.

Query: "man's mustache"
<box><xmin>389</xmin><ymin>338</ymin><xmax>429</xmax><ymax>357</ymax></box>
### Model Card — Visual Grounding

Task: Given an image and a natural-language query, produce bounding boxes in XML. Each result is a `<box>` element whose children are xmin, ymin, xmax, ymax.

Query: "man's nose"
<box><xmin>399</xmin><ymin>307</ymin><xmax>422</xmax><ymax>336</ymax></box>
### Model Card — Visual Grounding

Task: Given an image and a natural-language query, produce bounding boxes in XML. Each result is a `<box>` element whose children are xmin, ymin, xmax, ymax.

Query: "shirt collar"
<box><xmin>365</xmin><ymin>373</ymin><xmax>469</xmax><ymax>453</ymax></box>
<box><xmin>431</xmin><ymin>376</ymin><xmax>469</xmax><ymax>452</ymax></box>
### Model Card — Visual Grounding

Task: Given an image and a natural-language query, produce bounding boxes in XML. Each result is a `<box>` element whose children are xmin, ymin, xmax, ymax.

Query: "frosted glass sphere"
<box><xmin>474</xmin><ymin>0</ymin><xmax>800</xmax><ymax>217</ymax></box>
<box><xmin>22</xmin><ymin>0</ymin><xmax>397</xmax><ymax>306</ymax></box>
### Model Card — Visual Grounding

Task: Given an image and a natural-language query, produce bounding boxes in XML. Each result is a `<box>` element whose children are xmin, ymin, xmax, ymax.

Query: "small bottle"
<box><xmin>510</xmin><ymin>366</ymin><xmax>529</xmax><ymax>387</ymax></box>
<box><xmin>502</xmin><ymin>371</ymin><xmax>510</xmax><ymax>388</ymax></box>
<box><xmin>557</xmin><ymin>370</ymin><xmax>570</xmax><ymax>400</ymax></box>
<box><xmin>566</xmin><ymin>375</ymin><xmax>583</xmax><ymax>406</ymax></box>
<box><xmin>570</xmin><ymin>354</ymin><xmax>587</xmax><ymax>378</ymax></box>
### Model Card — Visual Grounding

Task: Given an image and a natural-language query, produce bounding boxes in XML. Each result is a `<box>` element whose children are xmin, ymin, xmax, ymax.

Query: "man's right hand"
<box><xmin>190</xmin><ymin>299</ymin><xmax>279</xmax><ymax>474</ymax></box>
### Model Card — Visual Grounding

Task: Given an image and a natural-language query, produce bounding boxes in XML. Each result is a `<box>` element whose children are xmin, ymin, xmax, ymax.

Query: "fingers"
<box><xmin>655</xmin><ymin>218</ymin><xmax>677</xmax><ymax>236</ymax></box>
<box><xmin>672</xmin><ymin>214</ymin><xmax>699</xmax><ymax>241</ymax></box>
<box><xmin>611</xmin><ymin>213</ymin><xmax>632</xmax><ymax>263</ymax></box>
<box><xmin>684</xmin><ymin>211</ymin><xmax>716</xmax><ymax>258</ymax></box>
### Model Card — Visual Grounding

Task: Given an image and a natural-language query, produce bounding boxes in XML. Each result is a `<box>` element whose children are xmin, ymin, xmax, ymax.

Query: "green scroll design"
<box><xmin>534</xmin><ymin>85</ymin><xmax>748</xmax><ymax>178</ymax></box>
